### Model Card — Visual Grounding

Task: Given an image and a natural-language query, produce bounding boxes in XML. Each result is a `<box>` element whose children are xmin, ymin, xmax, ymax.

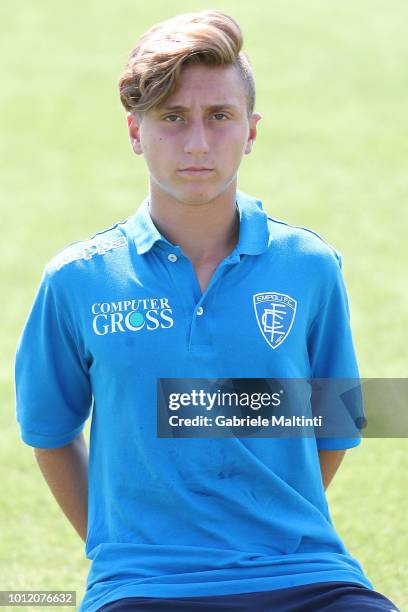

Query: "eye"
<box><xmin>163</xmin><ymin>115</ymin><xmax>183</xmax><ymax>122</ymax></box>
<box><xmin>213</xmin><ymin>113</ymin><xmax>229</xmax><ymax>120</ymax></box>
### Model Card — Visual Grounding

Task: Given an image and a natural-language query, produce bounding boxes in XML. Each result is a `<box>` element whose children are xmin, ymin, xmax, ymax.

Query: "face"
<box><xmin>127</xmin><ymin>63</ymin><xmax>261</xmax><ymax>206</ymax></box>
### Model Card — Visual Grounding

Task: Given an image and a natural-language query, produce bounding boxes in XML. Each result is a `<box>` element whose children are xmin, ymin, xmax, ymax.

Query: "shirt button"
<box><xmin>167</xmin><ymin>253</ymin><xmax>178</xmax><ymax>262</ymax></box>
<box><xmin>196</xmin><ymin>306</ymin><xmax>204</xmax><ymax>316</ymax></box>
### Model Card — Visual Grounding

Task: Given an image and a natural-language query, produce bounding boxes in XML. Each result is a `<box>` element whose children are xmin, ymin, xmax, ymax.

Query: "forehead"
<box><xmin>158</xmin><ymin>64</ymin><xmax>246</xmax><ymax>109</ymax></box>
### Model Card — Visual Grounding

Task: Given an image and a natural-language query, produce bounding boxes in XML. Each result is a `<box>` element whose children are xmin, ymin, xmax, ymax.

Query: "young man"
<box><xmin>15</xmin><ymin>10</ymin><xmax>399</xmax><ymax>612</ymax></box>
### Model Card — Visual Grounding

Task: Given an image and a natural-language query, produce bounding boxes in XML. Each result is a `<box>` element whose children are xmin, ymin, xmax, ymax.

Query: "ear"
<box><xmin>127</xmin><ymin>112</ymin><xmax>143</xmax><ymax>155</ymax></box>
<box><xmin>244</xmin><ymin>112</ymin><xmax>262</xmax><ymax>155</ymax></box>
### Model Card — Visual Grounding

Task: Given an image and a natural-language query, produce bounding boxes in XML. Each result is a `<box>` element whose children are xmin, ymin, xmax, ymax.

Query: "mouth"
<box><xmin>178</xmin><ymin>168</ymin><xmax>214</xmax><ymax>177</ymax></box>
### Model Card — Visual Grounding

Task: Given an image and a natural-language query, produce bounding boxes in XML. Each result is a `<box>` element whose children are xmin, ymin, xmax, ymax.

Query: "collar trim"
<box><xmin>128</xmin><ymin>191</ymin><xmax>270</xmax><ymax>257</ymax></box>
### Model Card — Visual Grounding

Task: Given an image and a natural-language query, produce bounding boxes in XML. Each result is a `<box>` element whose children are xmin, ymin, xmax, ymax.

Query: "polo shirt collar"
<box><xmin>235</xmin><ymin>190</ymin><xmax>270</xmax><ymax>256</ymax></box>
<box><xmin>129</xmin><ymin>190</ymin><xmax>270</xmax><ymax>257</ymax></box>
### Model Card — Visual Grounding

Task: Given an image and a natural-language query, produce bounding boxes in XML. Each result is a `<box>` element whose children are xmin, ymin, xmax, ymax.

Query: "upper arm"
<box><xmin>308</xmin><ymin>251</ymin><xmax>363</xmax><ymax>451</ymax></box>
<box><xmin>318</xmin><ymin>448</ymin><xmax>347</xmax><ymax>490</ymax></box>
<box><xmin>15</xmin><ymin>266</ymin><xmax>92</xmax><ymax>449</ymax></box>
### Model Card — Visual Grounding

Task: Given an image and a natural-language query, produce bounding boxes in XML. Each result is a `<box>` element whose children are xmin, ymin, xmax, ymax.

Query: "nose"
<box><xmin>183</xmin><ymin>118</ymin><xmax>210</xmax><ymax>155</ymax></box>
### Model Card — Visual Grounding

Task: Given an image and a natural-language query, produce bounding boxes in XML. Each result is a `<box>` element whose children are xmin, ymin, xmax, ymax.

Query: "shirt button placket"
<box><xmin>163</xmin><ymin>247</ymin><xmax>214</xmax><ymax>350</ymax></box>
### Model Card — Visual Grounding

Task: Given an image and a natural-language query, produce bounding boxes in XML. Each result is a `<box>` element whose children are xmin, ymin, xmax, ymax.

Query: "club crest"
<box><xmin>253</xmin><ymin>292</ymin><xmax>297</xmax><ymax>349</ymax></box>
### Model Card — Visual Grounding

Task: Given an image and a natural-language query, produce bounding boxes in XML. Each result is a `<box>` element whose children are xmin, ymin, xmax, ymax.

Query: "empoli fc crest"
<box><xmin>253</xmin><ymin>292</ymin><xmax>297</xmax><ymax>349</ymax></box>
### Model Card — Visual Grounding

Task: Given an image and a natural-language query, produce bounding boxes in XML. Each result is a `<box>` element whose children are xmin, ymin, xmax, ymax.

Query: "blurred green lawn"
<box><xmin>1</xmin><ymin>1</ymin><xmax>407</xmax><ymax>610</ymax></box>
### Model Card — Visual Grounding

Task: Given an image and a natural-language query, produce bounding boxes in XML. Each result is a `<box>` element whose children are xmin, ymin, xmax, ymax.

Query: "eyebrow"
<box><xmin>156</xmin><ymin>104</ymin><xmax>239</xmax><ymax>113</ymax></box>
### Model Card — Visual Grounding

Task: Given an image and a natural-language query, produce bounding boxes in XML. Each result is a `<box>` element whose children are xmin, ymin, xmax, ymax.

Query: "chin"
<box><xmin>173</xmin><ymin>185</ymin><xmax>220</xmax><ymax>206</ymax></box>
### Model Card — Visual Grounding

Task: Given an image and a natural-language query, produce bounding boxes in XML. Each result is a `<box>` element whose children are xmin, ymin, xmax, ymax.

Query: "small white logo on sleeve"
<box><xmin>253</xmin><ymin>292</ymin><xmax>297</xmax><ymax>349</ymax></box>
<box><xmin>55</xmin><ymin>236</ymin><xmax>128</xmax><ymax>270</ymax></box>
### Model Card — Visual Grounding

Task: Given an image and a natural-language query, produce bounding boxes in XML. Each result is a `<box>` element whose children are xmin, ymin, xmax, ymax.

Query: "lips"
<box><xmin>178</xmin><ymin>167</ymin><xmax>214</xmax><ymax>176</ymax></box>
<box><xmin>180</xmin><ymin>167</ymin><xmax>213</xmax><ymax>171</ymax></box>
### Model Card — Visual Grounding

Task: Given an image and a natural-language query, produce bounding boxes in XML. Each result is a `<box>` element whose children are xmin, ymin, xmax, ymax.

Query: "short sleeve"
<box><xmin>307</xmin><ymin>253</ymin><xmax>363</xmax><ymax>450</ymax></box>
<box><xmin>15</xmin><ymin>265</ymin><xmax>92</xmax><ymax>448</ymax></box>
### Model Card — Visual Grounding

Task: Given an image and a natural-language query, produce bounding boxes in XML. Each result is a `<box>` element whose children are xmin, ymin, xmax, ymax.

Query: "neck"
<box><xmin>147</xmin><ymin>182</ymin><xmax>240</xmax><ymax>264</ymax></box>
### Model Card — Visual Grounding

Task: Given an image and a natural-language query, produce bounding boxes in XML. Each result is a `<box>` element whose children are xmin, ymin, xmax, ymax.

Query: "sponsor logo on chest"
<box><xmin>91</xmin><ymin>297</ymin><xmax>174</xmax><ymax>335</ymax></box>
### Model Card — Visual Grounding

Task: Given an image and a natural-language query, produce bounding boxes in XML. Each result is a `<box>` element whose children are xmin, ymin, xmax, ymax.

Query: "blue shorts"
<box><xmin>97</xmin><ymin>581</ymin><xmax>400</xmax><ymax>611</ymax></box>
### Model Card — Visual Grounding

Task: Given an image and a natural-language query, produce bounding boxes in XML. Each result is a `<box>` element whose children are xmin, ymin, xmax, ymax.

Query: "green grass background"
<box><xmin>1</xmin><ymin>1</ymin><xmax>407</xmax><ymax>610</ymax></box>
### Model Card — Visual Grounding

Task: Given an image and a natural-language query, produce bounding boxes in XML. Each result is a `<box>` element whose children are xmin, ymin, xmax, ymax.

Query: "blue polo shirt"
<box><xmin>15</xmin><ymin>190</ymin><xmax>373</xmax><ymax>612</ymax></box>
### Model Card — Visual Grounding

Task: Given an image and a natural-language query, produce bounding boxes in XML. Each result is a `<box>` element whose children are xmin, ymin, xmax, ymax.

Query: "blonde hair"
<box><xmin>118</xmin><ymin>10</ymin><xmax>255</xmax><ymax>118</ymax></box>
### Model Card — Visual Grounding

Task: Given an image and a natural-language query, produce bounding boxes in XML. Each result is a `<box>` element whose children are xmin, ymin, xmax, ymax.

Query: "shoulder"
<box><xmin>44</xmin><ymin>217</ymin><xmax>130</xmax><ymax>278</ymax></box>
<box><xmin>37</xmin><ymin>218</ymin><xmax>132</xmax><ymax>302</ymax></box>
<box><xmin>266</xmin><ymin>214</ymin><xmax>343</xmax><ymax>272</ymax></box>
